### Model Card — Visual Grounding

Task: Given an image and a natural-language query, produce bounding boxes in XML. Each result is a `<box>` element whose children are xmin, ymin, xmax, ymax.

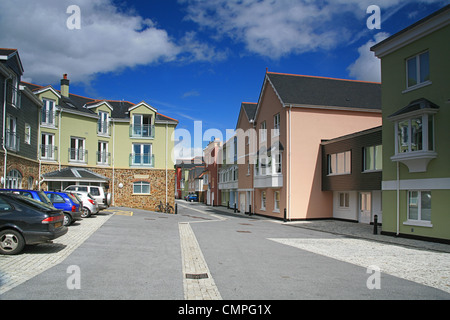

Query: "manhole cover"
<box><xmin>186</xmin><ymin>273</ymin><xmax>209</xmax><ymax>279</ymax></box>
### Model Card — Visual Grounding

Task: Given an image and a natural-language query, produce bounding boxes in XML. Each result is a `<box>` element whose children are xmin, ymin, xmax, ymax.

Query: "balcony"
<box><xmin>97</xmin><ymin>120</ymin><xmax>111</xmax><ymax>136</ymax></box>
<box><xmin>254</xmin><ymin>174</ymin><xmax>283</xmax><ymax>189</ymax></box>
<box><xmin>129</xmin><ymin>153</ymin><xmax>154</xmax><ymax>167</ymax></box>
<box><xmin>5</xmin><ymin>131</ymin><xmax>20</xmax><ymax>152</ymax></box>
<box><xmin>41</xmin><ymin>110</ymin><xmax>58</xmax><ymax>127</ymax></box>
<box><xmin>40</xmin><ymin>145</ymin><xmax>58</xmax><ymax>161</ymax></box>
<box><xmin>130</xmin><ymin>124</ymin><xmax>155</xmax><ymax>139</ymax></box>
<box><xmin>97</xmin><ymin>151</ymin><xmax>111</xmax><ymax>166</ymax></box>
<box><xmin>69</xmin><ymin>148</ymin><xmax>88</xmax><ymax>164</ymax></box>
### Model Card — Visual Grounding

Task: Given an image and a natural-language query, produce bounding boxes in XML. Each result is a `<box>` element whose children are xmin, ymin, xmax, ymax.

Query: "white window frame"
<box><xmin>42</xmin><ymin>99</ymin><xmax>56</xmax><ymax>126</ymax></box>
<box><xmin>97</xmin><ymin>141</ymin><xmax>109</xmax><ymax>165</ymax></box>
<box><xmin>132</xmin><ymin>143</ymin><xmax>152</xmax><ymax>166</ymax></box>
<box><xmin>41</xmin><ymin>133</ymin><xmax>55</xmax><ymax>160</ymax></box>
<box><xmin>260</xmin><ymin>121</ymin><xmax>267</xmax><ymax>142</ymax></box>
<box><xmin>273</xmin><ymin>113</ymin><xmax>280</xmax><ymax>137</ymax></box>
<box><xmin>363</xmin><ymin>145</ymin><xmax>382</xmax><ymax>172</ymax></box>
<box><xmin>261</xmin><ymin>191</ymin><xmax>266</xmax><ymax>210</ymax></box>
<box><xmin>6</xmin><ymin>169</ymin><xmax>22</xmax><ymax>189</ymax></box>
<box><xmin>133</xmin><ymin>181</ymin><xmax>151</xmax><ymax>195</ymax></box>
<box><xmin>24</xmin><ymin>123</ymin><xmax>31</xmax><ymax>145</ymax></box>
<box><xmin>98</xmin><ymin>111</ymin><xmax>110</xmax><ymax>136</ymax></box>
<box><xmin>405</xmin><ymin>51</ymin><xmax>431</xmax><ymax>91</ymax></box>
<box><xmin>405</xmin><ymin>190</ymin><xmax>432</xmax><ymax>227</ymax></box>
<box><xmin>274</xmin><ymin>191</ymin><xmax>280</xmax><ymax>212</ymax></box>
<box><xmin>338</xmin><ymin>192</ymin><xmax>350</xmax><ymax>208</ymax></box>
<box><xmin>70</xmin><ymin>137</ymin><xmax>86</xmax><ymax>162</ymax></box>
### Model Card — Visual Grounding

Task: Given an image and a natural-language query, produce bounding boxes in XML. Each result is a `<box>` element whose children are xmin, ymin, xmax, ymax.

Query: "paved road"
<box><xmin>1</xmin><ymin>201</ymin><xmax>449</xmax><ymax>300</ymax></box>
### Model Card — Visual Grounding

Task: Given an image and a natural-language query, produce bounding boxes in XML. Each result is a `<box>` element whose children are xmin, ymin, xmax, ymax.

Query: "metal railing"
<box><xmin>129</xmin><ymin>124</ymin><xmax>155</xmax><ymax>139</ymax></box>
<box><xmin>129</xmin><ymin>153</ymin><xmax>154</xmax><ymax>167</ymax></box>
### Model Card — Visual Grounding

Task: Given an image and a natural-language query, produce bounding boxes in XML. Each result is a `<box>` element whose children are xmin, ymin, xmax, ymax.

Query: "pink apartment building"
<box><xmin>238</xmin><ymin>71</ymin><xmax>382</xmax><ymax>220</ymax></box>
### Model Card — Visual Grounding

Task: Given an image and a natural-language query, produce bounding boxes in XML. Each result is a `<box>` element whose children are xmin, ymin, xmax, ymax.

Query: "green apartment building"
<box><xmin>372</xmin><ymin>5</ymin><xmax>450</xmax><ymax>242</ymax></box>
<box><xmin>23</xmin><ymin>74</ymin><xmax>178</xmax><ymax>210</ymax></box>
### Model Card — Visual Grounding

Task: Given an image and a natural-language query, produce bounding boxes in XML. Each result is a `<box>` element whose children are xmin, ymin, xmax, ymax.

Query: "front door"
<box><xmin>359</xmin><ymin>192</ymin><xmax>372</xmax><ymax>224</ymax></box>
<box><xmin>240</xmin><ymin>194</ymin><xmax>246</xmax><ymax>213</ymax></box>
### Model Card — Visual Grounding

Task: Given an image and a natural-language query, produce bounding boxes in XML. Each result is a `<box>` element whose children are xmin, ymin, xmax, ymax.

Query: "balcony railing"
<box><xmin>129</xmin><ymin>153</ymin><xmax>154</xmax><ymax>167</ymax></box>
<box><xmin>130</xmin><ymin>124</ymin><xmax>155</xmax><ymax>139</ymax></box>
<box><xmin>97</xmin><ymin>151</ymin><xmax>111</xmax><ymax>166</ymax></box>
<box><xmin>97</xmin><ymin>120</ymin><xmax>111</xmax><ymax>136</ymax></box>
<box><xmin>40</xmin><ymin>145</ymin><xmax>58</xmax><ymax>161</ymax></box>
<box><xmin>69</xmin><ymin>148</ymin><xmax>88</xmax><ymax>163</ymax></box>
<box><xmin>41</xmin><ymin>110</ymin><xmax>58</xmax><ymax>127</ymax></box>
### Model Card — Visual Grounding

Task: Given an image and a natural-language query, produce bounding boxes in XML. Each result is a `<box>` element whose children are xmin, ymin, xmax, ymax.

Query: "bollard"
<box><xmin>249</xmin><ymin>204</ymin><xmax>252</xmax><ymax>216</ymax></box>
<box><xmin>234</xmin><ymin>203</ymin><xmax>237</xmax><ymax>213</ymax></box>
<box><xmin>227</xmin><ymin>201</ymin><xmax>229</xmax><ymax>209</ymax></box>
<box><xmin>373</xmin><ymin>215</ymin><xmax>378</xmax><ymax>235</ymax></box>
<box><xmin>284</xmin><ymin>208</ymin><xmax>287</xmax><ymax>222</ymax></box>
<box><xmin>175</xmin><ymin>203</ymin><xmax>178</xmax><ymax>215</ymax></box>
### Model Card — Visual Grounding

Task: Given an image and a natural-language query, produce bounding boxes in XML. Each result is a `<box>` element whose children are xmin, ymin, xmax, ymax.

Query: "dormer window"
<box><xmin>42</xmin><ymin>99</ymin><xmax>56</xmax><ymax>126</ymax></box>
<box><xmin>131</xmin><ymin>114</ymin><xmax>153</xmax><ymax>138</ymax></box>
<box><xmin>98</xmin><ymin>111</ymin><xmax>110</xmax><ymax>136</ymax></box>
<box><xmin>11</xmin><ymin>75</ymin><xmax>19</xmax><ymax>107</ymax></box>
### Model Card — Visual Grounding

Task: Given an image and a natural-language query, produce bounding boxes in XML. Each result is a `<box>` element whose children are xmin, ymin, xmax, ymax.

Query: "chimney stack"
<box><xmin>61</xmin><ymin>74</ymin><xmax>69</xmax><ymax>98</ymax></box>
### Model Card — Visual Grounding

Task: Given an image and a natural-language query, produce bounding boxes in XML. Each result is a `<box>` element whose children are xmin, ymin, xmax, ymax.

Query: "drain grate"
<box><xmin>186</xmin><ymin>273</ymin><xmax>209</xmax><ymax>280</ymax></box>
<box><xmin>237</xmin><ymin>230</ymin><xmax>252</xmax><ymax>233</ymax></box>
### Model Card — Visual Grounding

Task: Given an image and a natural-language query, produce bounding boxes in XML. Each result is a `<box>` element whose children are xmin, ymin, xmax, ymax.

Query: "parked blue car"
<box><xmin>186</xmin><ymin>194</ymin><xmax>198</xmax><ymax>202</ymax></box>
<box><xmin>44</xmin><ymin>191</ymin><xmax>82</xmax><ymax>226</ymax></box>
<box><xmin>0</xmin><ymin>189</ymin><xmax>53</xmax><ymax>206</ymax></box>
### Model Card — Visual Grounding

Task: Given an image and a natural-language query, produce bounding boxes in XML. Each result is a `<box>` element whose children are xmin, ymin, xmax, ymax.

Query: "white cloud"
<box><xmin>181</xmin><ymin>0</ymin><xmax>445</xmax><ymax>58</ymax></box>
<box><xmin>0</xmin><ymin>0</ymin><xmax>221</xmax><ymax>85</ymax></box>
<box><xmin>348</xmin><ymin>32</ymin><xmax>390</xmax><ymax>82</ymax></box>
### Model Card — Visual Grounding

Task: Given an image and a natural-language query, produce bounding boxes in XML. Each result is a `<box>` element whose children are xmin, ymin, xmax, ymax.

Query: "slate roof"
<box><xmin>388</xmin><ymin>98</ymin><xmax>440</xmax><ymax>119</ymax></box>
<box><xmin>242</xmin><ymin>102</ymin><xmax>257</xmax><ymax>121</ymax></box>
<box><xmin>266</xmin><ymin>72</ymin><xmax>382</xmax><ymax>111</ymax></box>
<box><xmin>43</xmin><ymin>167</ymin><xmax>109</xmax><ymax>182</ymax></box>
<box><xmin>21</xmin><ymin>81</ymin><xmax>178</xmax><ymax>123</ymax></box>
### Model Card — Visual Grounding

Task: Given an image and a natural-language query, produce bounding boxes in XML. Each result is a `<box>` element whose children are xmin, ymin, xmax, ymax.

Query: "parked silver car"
<box><xmin>68</xmin><ymin>191</ymin><xmax>99</xmax><ymax>218</ymax></box>
<box><xmin>64</xmin><ymin>185</ymin><xmax>111</xmax><ymax>210</ymax></box>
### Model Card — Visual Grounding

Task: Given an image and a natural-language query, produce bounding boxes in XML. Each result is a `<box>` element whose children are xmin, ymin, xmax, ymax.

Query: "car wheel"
<box><xmin>0</xmin><ymin>229</ymin><xmax>25</xmax><ymax>255</ymax></box>
<box><xmin>63</xmin><ymin>213</ymin><xmax>72</xmax><ymax>226</ymax></box>
<box><xmin>81</xmin><ymin>207</ymin><xmax>91</xmax><ymax>218</ymax></box>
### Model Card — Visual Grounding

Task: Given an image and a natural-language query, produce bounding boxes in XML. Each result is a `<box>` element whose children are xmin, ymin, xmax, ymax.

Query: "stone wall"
<box><xmin>0</xmin><ymin>153</ymin><xmax>40</xmax><ymax>189</ymax></box>
<box><xmin>40</xmin><ymin>163</ymin><xmax>175</xmax><ymax>211</ymax></box>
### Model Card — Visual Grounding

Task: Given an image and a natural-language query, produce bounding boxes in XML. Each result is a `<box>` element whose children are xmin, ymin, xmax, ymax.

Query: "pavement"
<box><xmin>0</xmin><ymin>201</ymin><xmax>449</xmax><ymax>299</ymax></box>
<box><xmin>208</xmin><ymin>203</ymin><xmax>450</xmax><ymax>254</ymax></box>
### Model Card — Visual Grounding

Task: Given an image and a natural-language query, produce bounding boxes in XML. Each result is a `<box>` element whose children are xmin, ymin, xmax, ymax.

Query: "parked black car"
<box><xmin>0</xmin><ymin>193</ymin><xmax>68</xmax><ymax>255</ymax></box>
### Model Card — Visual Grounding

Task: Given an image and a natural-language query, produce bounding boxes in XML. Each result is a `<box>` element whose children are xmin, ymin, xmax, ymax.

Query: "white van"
<box><xmin>64</xmin><ymin>185</ymin><xmax>111</xmax><ymax>210</ymax></box>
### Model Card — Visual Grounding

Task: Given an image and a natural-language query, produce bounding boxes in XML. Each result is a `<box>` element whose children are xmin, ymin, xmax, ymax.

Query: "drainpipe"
<box><xmin>288</xmin><ymin>104</ymin><xmax>292</xmax><ymax>221</ymax></box>
<box><xmin>396</xmin><ymin>161</ymin><xmax>400</xmax><ymax>236</ymax></box>
<box><xmin>2</xmin><ymin>75</ymin><xmax>11</xmax><ymax>186</ymax></box>
<box><xmin>38</xmin><ymin>102</ymin><xmax>42</xmax><ymax>191</ymax></box>
<box><xmin>112</xmin><ymin>120</ymin><xmax>115</xmax><ymax>206</ymax></box>
<box><xmin>165</xmin><ymin>121</ymin><xmax>168</xmax><ymax>205</ymax></box>
<box><xmin>58</xmin><ymin>108</ymin><xmax>62</xmax><ymax>171</ymax></box>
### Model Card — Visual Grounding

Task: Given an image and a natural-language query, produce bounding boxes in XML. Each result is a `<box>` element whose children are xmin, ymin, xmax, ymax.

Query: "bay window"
<box><xmin>389</xmin><ymin>98</ymin><xmax>439</xmax><ymax>173</ymax></box>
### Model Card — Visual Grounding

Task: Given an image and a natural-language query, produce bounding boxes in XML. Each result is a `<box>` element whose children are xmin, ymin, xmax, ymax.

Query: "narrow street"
<box><xmin>1</xmin><ymin>201</ymin><xmax>449</xmax><ymax>301</ymax></box>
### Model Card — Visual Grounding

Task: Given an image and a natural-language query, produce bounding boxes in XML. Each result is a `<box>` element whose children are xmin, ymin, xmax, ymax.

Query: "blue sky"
<box><xmin>0</xmin><ymin>0</ymin><xmax>447</xmax><ymax>157</ymax></box>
